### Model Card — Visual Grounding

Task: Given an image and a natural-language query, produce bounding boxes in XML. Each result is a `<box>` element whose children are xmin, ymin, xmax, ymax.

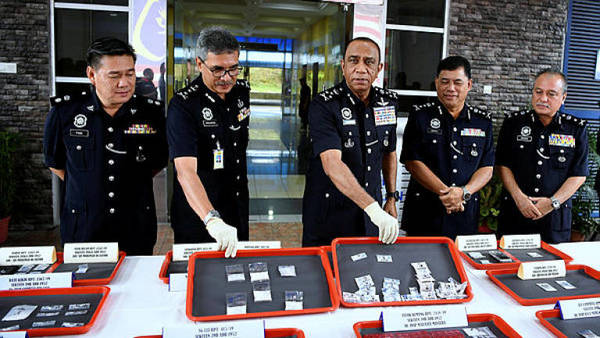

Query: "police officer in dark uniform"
<box><xmin>167</xmin><ymin>27</ymin><xmax>249</xmax><ymax>257</ymax></box>
<box><xmin>400</xmin><ymin>56</ymin><xmax>494</xmax><ymax>239</ymax></box>
<box><xmin>496</xmin><ymin>69</ymin><xmax>588</xmax><ymax>243</ymax></box>
<box><xmin>43</xmin><ymin>37</ymin><xmax>168</xmax><ymax>255</ymax></box>
<box><xmin>302</xmin><ymin>37</ymin><xmax>400</xmax><ymax>247</ymax></box>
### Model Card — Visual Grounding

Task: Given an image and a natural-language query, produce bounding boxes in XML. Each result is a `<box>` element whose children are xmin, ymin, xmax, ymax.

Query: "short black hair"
<box><xmin>344</xmin><ymin>37</ymin><xmax>381</xmax><ymax>63</ymax></box>
<box><xmin>436</xmin><ymin>55</ymin><xmax>471</xmax><ymax>79</ymax></box>
<box><xmin>86</xmin><ymin>37</ymin><xmax>136</xmax><ymax>69</ymax></box>
<box><xmin>535</xmin><ymin>68</ymin><xmax>568</xmax><ymax>93</ymax></box>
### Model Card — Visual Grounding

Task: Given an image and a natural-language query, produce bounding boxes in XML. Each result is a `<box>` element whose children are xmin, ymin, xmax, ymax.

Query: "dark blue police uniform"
<box><xmin>400</xmin><ymin>101</ymin><xmax>494</xmax><ymax>239</ymax></box>
<box><xmin>167</xmin><ymin>76</ymin><xmax>250</xmax><ymax>243</ymax></box>
<box><xmin>496</xmin><ymin>110</ymin><xmax>589</xmax><ymax>243</ymax></box>
<box><xmin>302</xmin><ymin>81</ymin><xmax>399</xmax><ymax>247</ymax></box>
<box><xmin>43</xmin><ymin>90</ymin><xmax>168</xmax><ymax>255</ymax></box>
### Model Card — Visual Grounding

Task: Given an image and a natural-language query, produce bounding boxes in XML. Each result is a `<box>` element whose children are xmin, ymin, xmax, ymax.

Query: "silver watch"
<box><xmin>462</xmin><ymin>186</ymin><xmax>472</xmax><ymax>201</ymax></box>
<box><xmin>550</xmin><ymin>196</ymin><xmax>561</xmax><ymax>210</ymax></box>
<box><xmin>203</xmin><ymin>209</ymin><xmax>221</xmax><ymax>225</ymax></box>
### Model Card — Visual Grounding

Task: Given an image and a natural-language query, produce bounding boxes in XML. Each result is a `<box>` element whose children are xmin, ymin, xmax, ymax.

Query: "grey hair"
<box><xmin>196</xmin><ymin>27</ymin><xmax>240</xmax><ymax>60</ymax></box>
<box><xmin>535</xmin><ymin>68</ymin><xmax>568</xmax><ymax>93</ymax></box>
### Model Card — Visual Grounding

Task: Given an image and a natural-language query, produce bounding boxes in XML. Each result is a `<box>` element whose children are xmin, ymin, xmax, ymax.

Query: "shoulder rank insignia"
<box><xmin>236</xmin><ymin>79</ymin><xmax>251</xmax><ymax>89</ymax></box>
<box><xmin>50</xmin><ymin>91</ymin><xmax>89</xmax><ymax>107</ymax></box>
<box><xmin>467</xmin><ymin>105</ymin><xmax>492</xmax><ymax>119</ymax></box>
<box><xmin>560</xmin><ymin>113</ymin><xmax>586</xmax><ymax>126</ymax></box>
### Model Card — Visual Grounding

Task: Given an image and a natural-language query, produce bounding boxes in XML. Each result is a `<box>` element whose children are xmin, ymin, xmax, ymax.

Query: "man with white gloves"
<box><xmin>302</xmin><ymin>37</ymin><xmax>400</xmax><ymax>246</ymax></box>
<box><xmin>167</xmin><ymin>27</ymin><xmax>251</xmax><ymax>257</ymax></box>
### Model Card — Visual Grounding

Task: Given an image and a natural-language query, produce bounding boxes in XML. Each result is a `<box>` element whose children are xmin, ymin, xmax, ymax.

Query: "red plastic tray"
<box><xmin>332</xmin><ymin>237</ymin><xmax>473</xmax><ymax>307</ymax></box>
<box><xmin>460</xmin><ymin>241</ymin><xmax>573</xmax><ymax>270</ymax></box>
<box><xmin>486</xmin><ymin>264</ymin><xmax>600</xmax><ymax>306</ymax></box>
<box><xmin>0</xmin><ymin>286</ymin><xmax>110</xmax><ymax>336</ymax></box>
<box><xmin>186</xmin><ymin>247</ymin><xmax>339</xmax><ymax>321</ymax></box>
<box><xmin>536</xmin><ymin>309</ymin><xmax>568</xmax><ymax>338</ymax></box>
<box><xmin>353</xmin><ymin>313</ymin><xmax>521</xmax><ymax>337</ymax></box>
<box><xmin>135</xmin><ymin>327</ymin><xmax>306</xmax><ymax>338</ymax></box>
<box><xmin>158</xmin><ymin>250</ymin><xmax>174</xmax><ymax>284</ymax></box>
<box><xmin>53</xmin><ymin>251</ymin><xmax>126</xmax><ymax>286</ymax></box>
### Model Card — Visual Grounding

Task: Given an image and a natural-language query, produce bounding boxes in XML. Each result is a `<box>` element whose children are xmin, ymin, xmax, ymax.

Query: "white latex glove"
<box><xmin>364</xmin><ymin>202</ymin><xmax>399</xmax><ymax>244</ymax></box>
<box><xmin>206</xmin><ymin>218</ymin><xmax>239</xmax><ymax>258</ymax></box>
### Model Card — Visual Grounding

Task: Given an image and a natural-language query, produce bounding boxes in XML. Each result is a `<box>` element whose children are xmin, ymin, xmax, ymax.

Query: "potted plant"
<box><xmin>478</xmin><ymin>173</ymin><xmax>503</xmax><ymax>233</ymax></box>
<box><xmin>0</xmin><ymin>130</ymin><xmax>20</xmax><ymax>243</ymax></box>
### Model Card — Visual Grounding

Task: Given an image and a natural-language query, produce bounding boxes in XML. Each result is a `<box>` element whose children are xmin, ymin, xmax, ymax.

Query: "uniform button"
<box><xmin>540</xmin><ymin>135</ymin><xmax>545</xmax><ymax>139</ymax></box>
<box><xmin>107</xmin><ymin>143</ymin><xmax>114</xmax><ymax>148</ymax></box>
<box><xmin>71</xmin><ymin>209</ymin><xmax>75</xmax><ymax>213</ymax></box>
<box><xmin>367</xmin><ymin>148</ymin><xmax>371</xmax><ymax>154</ymax></box>
<box><xmin>236</xmin><ymin>176</ymin><xmax>240</xmax><ymax>180</ymax></box>
<box><xmin>415</xmin><ymin>193</ymin><xmax>420</xmax><ymax>197</ymax></box>
<box><xmin>560</xmin><ymin>149</ymin><xmax>564</xmax><ymax>153</ymax></box>
<box><xmin>537</xmin><ymin>161</ymin><xmax>542</xmax><ymax>165</ymax></box>
<box><xmin>236</xmin><ymin>192</ymin><xmax>239</xmax><ymax>196</ymax></box>
<box><xmin>452</xmin><ymin>169</ymin><xmax>457</xmax><ymax>173</ymax></box>
<box><xmin>365</xmin><ymin>114</ymin><xmax>369</xmax><ymax>119</ymax></box>
<box><xmin>453</xmin><ymin>155</ymin><xmax>458</xmax><ymax>159</ymax></box>
<box><xmin>367</xmin><ymin>166</ymin><xmax>371</xmax><ymax>171</ymax></box>
<box><xmin>453</xmin><ymin>141</ymin><xmax>457</xmax><ymax>145</ymax></box>
<box><xmin>76</xmin><ymin>145</ymin><xmax>82</xmax><ymax>150</ymax></box>
<box><xmin>108</xmin><ymin>159</ymin><xmax>115</xmax><ymax>165</ymax></box>
<box><xmin>234</xmin><ymin>142</ymin><xmax>237</xmax><ymax>147</ymax></box>
<box><xmin>108</xmin><ymin>176</ymin><xmax>114</xmax><ymax>181</ymax></box>
<box><xmin>520</xmin><ymin>145</ymin><xmax>524</xmax><ymax>149</ymax></box>
<box><xmin>108</xmin><ymin>192</ymin><xmax>114</xmax><ymax>198</ymax></box>
<box><xmin>236</xmin><ymin>159</ymin><xmax>240</xmax><ymax>164</ymax></box>
<box><xmin>138</xmin><ymin>146</ymin><xmax>143</xmax><ymax>150</ymax></box>
<box><xmin>365</xmin><ymin>182</ymin><xmax>369</xmax><ymax>187</ymax></box>
<box><xmin>325</xmin><ymin>193</ymin><xmax>330</xmax><ymax>198</ymax></box>
<box><xmin>385</xmin><ymin>131</ymin><xmax>389</xmax><ymax>135</ymax></box>
<box><xmin>433</xmin><ymin>139</ymin><xmax>437</xmax><ymax>144</ymax></box>
<box><xmin>211</xmin><ymin>134</ymin><xmax>215</xmax><ymax>139</ymax></box>
<box><xmin>366</xmin><ymin>131</ymin><xmax>371</xmax><ymax>136</ymax></box>
<box><xmin>109</xmin><ymin>208</ymin><xmax>115</xmax><ymax>214</ymax></box>
<box><xmin>349</xmin><ymin>132</ymin><xmax>352</xmax><ymax>136</ymax></box>
<box><xmin>472</xmin><ymin>143</ymin><xmax>476</xmax><ymax>147</ymax></box>
<box><xmin>539</xmin><ymin>147</ymin><xmax>544</xmax><ymax>152</ymax></box>
<box><xmin>108</xmin><ymin>127</ymin><xmax>114</xmax><ymax>132</ymax></box>
<box><xmin>227</xmin><ymin>108</ymin><xmax>230</xmax><ymax>111</ymax></box>
<box><xmin>451</xmin><ymin>183</ymin><xmax>456</xmax><ymax>187</ymax></box>
<box><xmin>534</xmin><ymin>188</ymin><xmax>539</xmax><ymax>193</ymax></box>
<box><xmin>453</xmin><ymin>127</ymin><xmax>457</xmax><ymax>132</ymax></box>
<box><xmin>536</xmin><ymin>174</ymin><xmax>541</xmax><ymax>179</ymax></box>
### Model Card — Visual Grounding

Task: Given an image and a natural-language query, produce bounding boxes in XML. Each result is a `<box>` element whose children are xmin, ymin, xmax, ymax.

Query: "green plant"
<box><xmin>571</xmin><ymin>130</ymin><xmax>600</xmax><ymax>240</ymax></box>
<box><xmin>478</xmin><ymin>173</ymin><xmax>503</xmax><ymax>231</ymax></box>
<box><xmin>0</xmin><ymin>130</ymin><xmax>20</xmax><ymax>218</ymax></box>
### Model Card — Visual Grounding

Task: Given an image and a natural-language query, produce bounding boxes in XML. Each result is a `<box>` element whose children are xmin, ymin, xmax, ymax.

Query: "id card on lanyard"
<box><xmin>213</xmin><ymin>141</ymin><xmax>224</xmax><ymax>169</ymax></box>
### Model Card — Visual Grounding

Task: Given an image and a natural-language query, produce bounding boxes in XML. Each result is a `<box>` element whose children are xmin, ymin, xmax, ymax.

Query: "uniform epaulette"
<box><xmin>318</xmin><ymin>84</ymin><xmax>344</xmax><ymax>102</ymax></box>
<box><xmin>374</xmin><ymin>86</ymin><xmax>399</xmax><ymax>100</ymax></box>
<box><xmin>561</xmin><ymin>113</ymin><xmax>586</xmax><ymax>126</ymax></box>
<box><xmin>236</xmin><ymin>79</ymin><xmax>250</xmax><ymax>89</ymax></box>
<box><xmin>49</xmin><ymin>90</ymin><xmax>89</xmax><ymax>107</ymax></box>
<box><xmin>137</xmin><ymin>94</ymin><xmax>163</xmax><ymax>107</ymax></box>
<box><xmin>506</xmin><ymin>110</ymin><xmax>528</xmax><ymax>119</ymax></box>
<box><xmin>467</xmin><ymin>105</ymin><xmax>492</xmax><ymax>119</ymax></box>
<box><xmin>176</xmin><ymin>84</ymin><xmax>201</xmax><ymax>100</ymax></box>
<box><xmin>412</xmin><ymin>102</ymin><xmax>436</xmax><ymax>112</ymax></box>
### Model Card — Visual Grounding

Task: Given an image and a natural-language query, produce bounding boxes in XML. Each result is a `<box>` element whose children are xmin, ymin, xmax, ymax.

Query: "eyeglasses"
<box><xmin>198</xmin><ymin>57</ymin><xmax>243</xmax><ymax>78</ymax></box>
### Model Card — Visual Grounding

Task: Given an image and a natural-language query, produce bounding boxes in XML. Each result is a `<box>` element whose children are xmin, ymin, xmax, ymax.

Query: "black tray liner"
<box><xmin>0</xmin><ymin>293</ymin><xmax>102</xmax><ymax>331</ymax></box>
<box><xmin>359</xmin><ymin>321</ymin><xmax>507</xmax><ymax>337</ymax></box>
<box><xmin>546</xmin><ymin>316</ymin><xmax>600</xmax><ymax>337</ymax></box>
<box><xmin>495</xmin><ymin>270</ymin><xmax>600</xmax><ymax>299</ymax></box>
<box><xmin>54</xmin><ymin>262</ymin><xmax>117</xmax><ymax>280</ymax></box>
<box><xmin>335</xmin><ymin>243</ymin><xmax>462</xmax><ymax>294</ymax></box>
<box><xmin>464</xmin><ymin>250</ymin><xmax>516</xmax><ymax>264</ymax></box>
<box><xmin>166</xmin><ymin>261</ymin><xmax>188</xmax><ymax>276</ymax></box>
<box><xmin>504</xmin><ymin>248</ymin><xmax>560</xmax><ymax>262</ymax></box>
<box><xmin>191</xmin><ymin>254</ymin><xmax>332</xmax><ymax>317</ymax></box>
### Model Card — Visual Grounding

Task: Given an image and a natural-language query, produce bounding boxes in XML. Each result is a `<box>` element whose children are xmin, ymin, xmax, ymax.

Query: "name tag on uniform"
<box><xmin>342</xmin><ymin>119</ymin><xmax>356</xmax><ymax>126</ymax></box>
<box><xmin>373</xmin><ymin>106</ymin><xmax>396</xmax><ymax>126</ymax></box>
<box><xmin>213</xmin><ymin>149</ymin><xmax>224</xmax><ymax>169</ymax></box>
<box><xmin>549</xmin><ymin>133</ymin><xmax>575</xmax><ymax>148</ymax></box>
<box><xmin>69</xmin><ymin>129</ymin><xmax>89</xmax><ymax>137</ymax></box>
<box><xmin>124</xmin><ymin>124</ymin><xmax>156</xmax><ymax>134</ymax></box>
<box><xmin>237</xmin><ymin>107</ymin><xmax>250</xmax><ymax>122</ymax></box>
<box><xmin>460</xmin><ymin>128</ymin><xmax>485</xmax><ymax>137</ymax></box>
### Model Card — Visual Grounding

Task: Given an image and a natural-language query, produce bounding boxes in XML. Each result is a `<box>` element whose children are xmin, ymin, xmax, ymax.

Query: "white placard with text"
<box><xmin>557</xmin><ymin>297</ymin><xmax>600</xmax><ymax>320</ymax></box>
<box><xmin>455</xmin><ymin>234</ymin><xmax>497</xmax><ymax>252</ymax></box>
<box><xmin>169</xmin><ymin>273</ymin><xmax>188</xmax><ymax>292</ymax></box>
<box><xmin>0</xmin><ymin>332</ymin><xmax>28</xmax><ymax>338</ymax></box>
<box><xmin>0</xmin><ymin>272</ymin><xmax>72</xmax><ymax>291</ymax></box>
<box><xmin>500</xmin><ymin>234</ymin><xmax>541</xmax><ymax>249</ymax></box>
<box><xmin>382</xmin><ymin>305</ymin><xmax>468</xmax><ymax>332</ymax></box>
<box><xmin>162</xmin><ymin>320</ymin><xmax>264</xmax><ymax>338</ymax></box>
<box><xmin>0</xmin><ymin>246</ymin><xmax>56</xmax><ymax>266</ymax></box>
<box><xmin>518</xmin><ymin>260</ymin><xmax>566</xmax><ymax>280</ymax></box>
<box><xmin>172</xmin><ymin>241</ymin><xmax>281</xmax><ymax>261</ymax></box>
<box><xmin>63</xmin><ymin>242</ymin><xmax>119</xmax><ymax>264</ymax></box>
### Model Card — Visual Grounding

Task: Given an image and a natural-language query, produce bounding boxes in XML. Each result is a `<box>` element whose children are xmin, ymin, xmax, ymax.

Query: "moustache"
<box><xmin>215</xmin><ymin>81</ymin><xmax>233</xmax><ymax>86</ymax></box>
<box><xmin>536</xmin><ymin>103</ymin><xmax>550</xmax><ymax>109</ymax></box>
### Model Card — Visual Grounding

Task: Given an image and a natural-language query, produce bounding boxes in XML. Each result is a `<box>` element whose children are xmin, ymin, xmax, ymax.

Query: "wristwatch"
<box><xmin>550</xmin><ymin>196</ymin><xmax>561</xmax><ymax>210</ymax></box>
<box><xmin>386</xmin><ymin>191</ymin><xmax>400</xmax><ymax>201</ymax></box>
<box><xmin>203</xmin><ymin>209</ymin><xmax>221</xmax><ymax>225</ymax></box>
<box><xmin>461</xmin><ymin>186</ymin><xmax>472</xmax><ymax>201</ymax></box>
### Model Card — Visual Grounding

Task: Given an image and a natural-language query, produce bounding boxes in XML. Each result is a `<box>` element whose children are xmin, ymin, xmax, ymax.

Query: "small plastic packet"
<box><xmin>556</xmin><ymin>280</ymin><xmax>577</xmax><ymax>290</ymax></box>
<box><xmin>75</xmin><ymin>264</ymin><xmax>89</xmax><ymax>274</ymax></box>
<box><xmin>33</xmin><ymin>264</ymin><xmax>50</xmax><ymax>272</ymax></box>
<box><xmin>225</xmin><ymin>292</ymin><xmax>247</xmax><ymax>315</ymax></box>
<box><xmin>376</xmin><ymin>255</ymin><xmax>393</xmax><ymax>263</ymax></box>
<box><xmin>577</xmin><ymin>329</ymin><xmax>600</xmax><ymax>338</ymax></box>
<box><xmin>36</xmin><ymin>312</ymin><xmax>59</xmax><ymax>317</ymax></box>
<box><xmin>463</xmin><ymin>326</ymin><xmax>497</xmax><ymax>337</ymax></box>
<box><xmin>68</xmin><ymin>303</ymin><xmax>90</xmax><ymax>311</ymax></box>
<box><xmin>351</xmin><ymin>252</ymin><xmax>367</xmax><ymax>261</ymax></box>
<box><xmin>17</xmin><ymin>264</ymin><xmax>35</xmax><ymax>274</ymax></box>
<box><xmin>0</xmin><ymin>324</ymin><xmax>20</xmax><ymax>331</ymax></box>
<box><xmin>32</xmin><ymin>320</ymin><xmax>56</xmax><ymax>328</ymax></box>
<box><xmin>248</xmin><ymin>262</ymin><xmax>269</xmax><ymax>282</ymax></box>
<box><xmin>61</xmin><ymin>322</ymin><xmax>84</xmax><ymax>328</ymax></box>
<box><xmin>41</xmin><ymin>305</ymin><xmax>64</xmax><ymax>312</ymax></box>
<box><xmin>284</xmin><ymin>290</ymin><xmax>304</xmax><ymax>310</ymax></box>
<box><xmin>65</xmin><ymin>310</ymin><xmax>88</xmax><ymax>316</ymax></box>
<box><xmin>225</xmin><ymin>264</ymin><xmax>245</xmax><ymax>282</ymax></box>
<box><xmin>343</xmin><ymin>292</ymin><xmax>361</xmax><ymax>303</ymax></box>
<box><xmin>2</xmin><ymin>305</ymin><xmax>37</xmax><ymax>321</ymax></box>
<box><xmin>252</xmin><ymin>280</ymin><xmax>272</xmax><ymax>302</ymax></box>
<box><xmin>354</xmin><ymin>274</ymin><xmax>375</xmax><ymax>289</ymax></box>
<box><xmin>468</xmin><ymin>252</ymin><xmax>485</xmax><ymax>259</ymax></box>
<box><xmin>278</xmin><ymin>265</ymin><xmax>296</xmax><ymax>277</ymax></box>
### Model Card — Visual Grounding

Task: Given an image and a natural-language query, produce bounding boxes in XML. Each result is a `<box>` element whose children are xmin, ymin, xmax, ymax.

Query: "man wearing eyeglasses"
<box><xmin>302</xmin><ymin>37</ymin><xmax>400</xmax><ymax>247</ymax></box>
<box><xmin>496</xmin><ymin>69</ymin><xmax>588</xmax><ymax>243</ymax></box>
<box><xmin>167</xmin><ymin>27</ymin><xmax>249</xmax><ymax>257</ymax></box>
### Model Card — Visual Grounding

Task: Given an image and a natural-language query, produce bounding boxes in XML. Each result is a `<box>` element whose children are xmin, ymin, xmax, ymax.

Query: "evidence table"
<box><xmin>48</xmin><ymin>242</ymin><xmax>599</xmax><ymax>338</ymax></box>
